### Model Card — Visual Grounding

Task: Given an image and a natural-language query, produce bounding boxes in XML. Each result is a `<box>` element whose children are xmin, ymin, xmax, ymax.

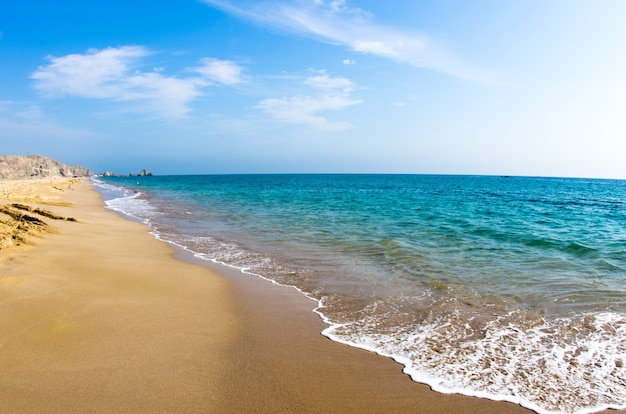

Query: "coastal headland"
<box><xmin>0</xmin><ymin>154</ymin><xmax>92</xmax><ymax>180</ymax></box>
<box><xmin>2</xmin><ymin>177</ymin><xmax>620</xmax><ymax>413</ymax></box>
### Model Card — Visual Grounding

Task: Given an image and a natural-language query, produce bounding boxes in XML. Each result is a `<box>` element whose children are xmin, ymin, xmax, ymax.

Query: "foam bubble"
<box><xmin>322</xmin><ymin>308</ymin><xmax>626</xmax><ymax>414</ymax></box>
<box><xmin>93</xmin><ymin>179</ymin><xmax>158</xmax><ymax>224</ymax></box>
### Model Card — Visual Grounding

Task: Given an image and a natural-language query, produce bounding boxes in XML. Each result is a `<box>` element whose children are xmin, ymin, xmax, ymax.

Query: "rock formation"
<box><xmin>100</xmin><ymin>169</ymin><xmax>152</xmax><ymax>177</ymax></box>
<box><xmin>0</xmin><ymin>155</ymin><xmax>92</xmax><ymax>180</ymax></box>
<box><xmin>0</xmin><ymin>203</ymin><xmax>77</xmax><ymax>249</ymax></box>
<box><xmin>0</xmin><ymin>179</ymin><xmax>80</xmax><ymax>250</ymax></box>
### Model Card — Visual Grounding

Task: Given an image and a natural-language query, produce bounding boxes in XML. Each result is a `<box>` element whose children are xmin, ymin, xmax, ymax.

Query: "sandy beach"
<box><xmin>0</xmin><ymin>179</ymin><xmax>238</xmax><ymax>413</ymax></box>
<box><xmin>0</xmin><ymin>178</ymin><xmax>573</xmax><ymax>413</ymax></box>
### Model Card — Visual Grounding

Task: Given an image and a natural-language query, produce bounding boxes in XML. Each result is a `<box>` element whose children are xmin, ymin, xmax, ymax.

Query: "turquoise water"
<box><xmin>95</xmin><ymin>174</ymin><xmax>626</xmax><ymax>414</ymax></box>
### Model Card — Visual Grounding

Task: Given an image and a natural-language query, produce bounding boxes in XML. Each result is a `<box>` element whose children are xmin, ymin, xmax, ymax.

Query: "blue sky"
<box><xmin>1</xmin><ymin>0</ymin><xmax>626</xmax><ymax>178</ymax></box>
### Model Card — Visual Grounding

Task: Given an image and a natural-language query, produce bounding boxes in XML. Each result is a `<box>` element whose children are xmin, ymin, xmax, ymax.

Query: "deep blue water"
<box><xmin>95</xmin><ymin>174</ymin><xmax>626</xmax><ymax>414</ymax></box>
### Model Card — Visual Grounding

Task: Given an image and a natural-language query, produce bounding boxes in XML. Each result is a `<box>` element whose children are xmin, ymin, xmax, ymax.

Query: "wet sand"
<box><xmin>2</xmin><ymin>178</ymin><xmax>616</xmax><ymax>413</ymax></box>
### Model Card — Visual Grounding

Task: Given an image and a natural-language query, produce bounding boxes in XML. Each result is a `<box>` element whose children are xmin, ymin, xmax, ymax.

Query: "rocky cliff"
<box><xmin>0</xmin><ymin>155</ymin><xmax>92</xmax><ymax>180</ymax></box>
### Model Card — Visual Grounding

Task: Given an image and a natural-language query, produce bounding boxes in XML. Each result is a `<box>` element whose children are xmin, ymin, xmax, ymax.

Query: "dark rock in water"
<box><xmin>0</xmin><ymin>154</ymin><xmax>93</xmax><ymax>180</ymax></box>
<box><xmin>99</xmin><ymin>169</ymin><xmax>153</xmax><ymax>177</ymax></box>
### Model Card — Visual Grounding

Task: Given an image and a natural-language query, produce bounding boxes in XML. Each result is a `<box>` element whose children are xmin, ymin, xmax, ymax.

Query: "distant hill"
<box><xmin>0</xmin><ymin>155</ymin><xmax>92</xmax><ymax>180</ymax></box>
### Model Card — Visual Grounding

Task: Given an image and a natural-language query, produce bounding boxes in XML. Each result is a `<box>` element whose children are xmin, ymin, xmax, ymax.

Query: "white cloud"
<box><xmin>303</xmin><ymin>72</ymin><xmax>353</xmax><ymax>92</ymax></box>
<box><xmin>30</xmin><ymin>46</ymin><xmax>243</xmax><ymax>119</ymax></box>
<box><xmin>194</xmin><ymin>58</ymin><xmax>244</xmax><ymax>85</ymax></box>
<box><xmin>256</xmin><ymin>70</ymin><xmax>361</xmax><ymax>130</ymax></box>
<box><xmin>120</xmin><ymin>72</ymin><xmax>206</xmax><ymax>118</ymax></box>
<box><xmin>31</xmin><ymin>46</ymin><xmax>150</xmax><ymax>99</ymax></box>
<box><xmin>342</xmin><ymin>59</ymin><xmax>356</xmax><ymax>65</ymax></box>
<box><xmin>201</xmin><ymin>0</ymin><xmax>481</xmax><ymax>81</ymax></box>
<box><xmin>256</xmin><ymin>94</ymin><xmax>361</xmax><ymax>130</ymax></box>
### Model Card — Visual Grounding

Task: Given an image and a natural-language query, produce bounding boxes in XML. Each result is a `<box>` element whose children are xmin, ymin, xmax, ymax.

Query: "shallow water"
<box><xmin>95</xmin><ymin>174</ymin><xmax>626</xmax><ymax>414</ymax></box>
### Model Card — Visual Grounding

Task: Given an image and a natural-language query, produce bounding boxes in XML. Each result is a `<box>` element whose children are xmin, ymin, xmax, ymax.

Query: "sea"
<box><xmin>93</xmin><ymin>174</ymin><xmax>626</xmax><ymax>414</ymax></box>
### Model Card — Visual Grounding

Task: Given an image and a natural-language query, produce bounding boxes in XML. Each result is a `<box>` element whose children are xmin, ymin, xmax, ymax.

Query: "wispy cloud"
<box><xmin>0</xmin><ymin>100</ymin><xmax>45</xmax><ymax>121</ymax></box>
<box><xmin>202</xmin><ymin>0</ymin><xmax>482</xmax><ymax>81</ymax></box>
<box><xmin>31</xmin><ymin>46</ymin><xmax>245</xmax><ymax>119</ymax></box>
<box><xmin>256</xmin><ymin>95</ymin><xmax>360</xmax><ymax>130</ymax></box>
<box><xmin>194</xmin><ymin>58</ymin><xmax>245</xmax><ymax>85</ymax></box>
<box><xmin>303</xmin><ymin>72</ymin><xmax>354</xmax><ymax>92</ymax></box>
<box><xmin>256</xmin><ymin>71</ymin><xmax>361</xmax><ymax>130</ymax></box>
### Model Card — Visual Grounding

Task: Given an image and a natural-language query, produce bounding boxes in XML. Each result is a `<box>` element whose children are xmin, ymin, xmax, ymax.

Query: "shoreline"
<box><xmin>1</xmin><ymin>178</ymin><xmax>620</xmax><ymax>413</ymax></box>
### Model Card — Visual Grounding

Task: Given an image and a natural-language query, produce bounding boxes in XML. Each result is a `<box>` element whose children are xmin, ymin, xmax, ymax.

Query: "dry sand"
<box><xmin>0</xmin><ymin>179</ymin><xmax>238</xmax><ymax>413</ymax></box>
<box><xmin>2</xmin><ymin>178</ymin><xmax>617</xmax><ymax>414</ymax></box>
